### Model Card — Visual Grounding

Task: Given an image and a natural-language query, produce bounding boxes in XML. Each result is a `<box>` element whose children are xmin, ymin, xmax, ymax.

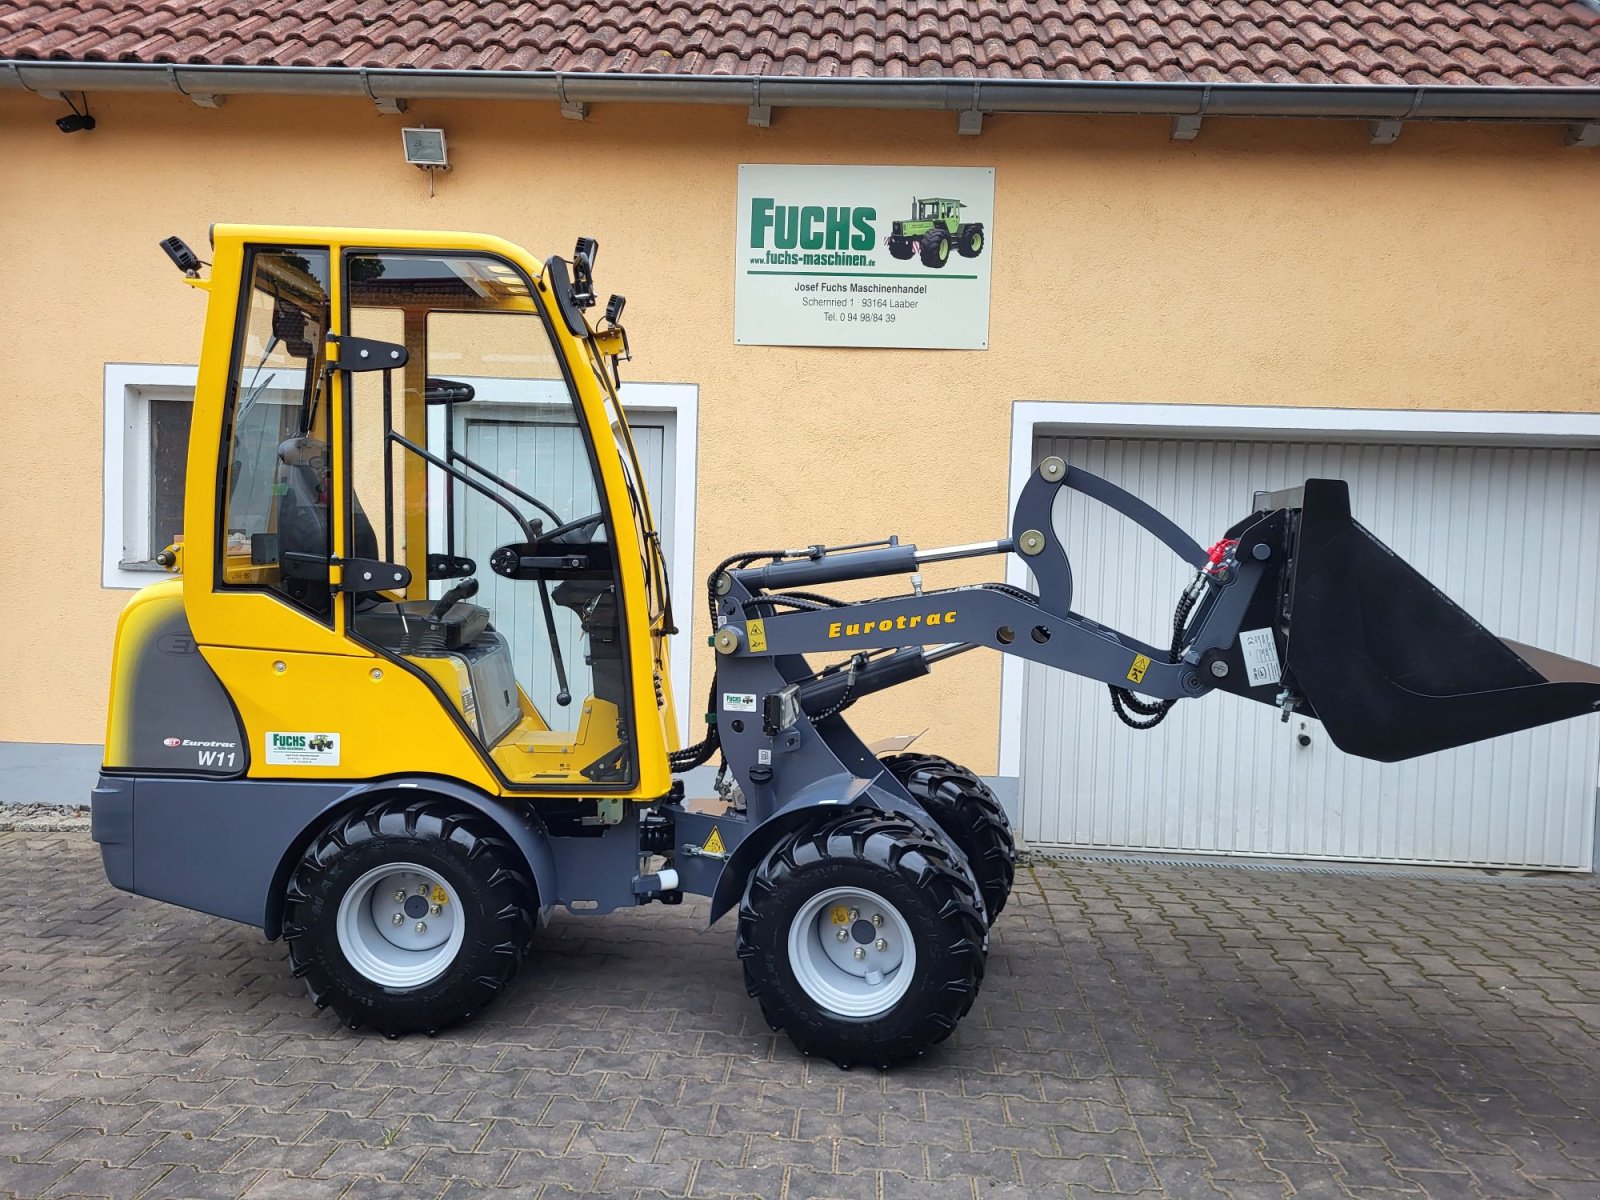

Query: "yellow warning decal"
<box><xmin>747</xmin><ymin>619</ymin><xmax>767</xmax><ymax>653</ymax></box>
<box><xmin>830</xmin><ymin>905</ymin><xmax>851</xmax><ymax>925</ymax></box>
<box><xmin>702</xmin><ymin>826</ymin><xmax>726</xmax><ymax>856</ymax></box>
<box><xmin>431</xmin><ymin>885</ymin><xmax>449</xmax><ymax>905</ymax></box>
<box><xmin>1127</xmin><ymin>654</ymin><xmax>1151</xmax><ymax>684</ymax></box>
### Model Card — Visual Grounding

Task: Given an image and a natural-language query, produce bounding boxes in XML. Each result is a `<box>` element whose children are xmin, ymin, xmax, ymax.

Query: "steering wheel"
<box><xmin>541</xmin><ymin>511</ymin><xmax>605</xmax><ymax>543</ymax></box>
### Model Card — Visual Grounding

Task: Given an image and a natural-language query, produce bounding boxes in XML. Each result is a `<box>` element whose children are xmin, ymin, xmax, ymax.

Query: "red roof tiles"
<box><xmin>0</xmin><ymin>1</ymin><xmax>1596</xmax><ymax>87</ymax></box>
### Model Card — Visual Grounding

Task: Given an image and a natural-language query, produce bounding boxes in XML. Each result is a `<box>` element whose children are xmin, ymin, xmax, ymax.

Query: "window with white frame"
<box><xmin>101</xmin><ymin>364</ymin><xmax>702</xmax><ymax>739</ymax></box>
<box><xmin>145</xmin><ymin>388</ymin><xmax>191</xmax><ymax>564</ymax></box>
<box><xmin>103</xmin><ymin>365</ymin><xmax>301</xmax><ymax>585</ymax></box>
<box><xmin>104</xmin><ymin>364</ymin><xmax>202</xmax><ymax>588</ymax></box>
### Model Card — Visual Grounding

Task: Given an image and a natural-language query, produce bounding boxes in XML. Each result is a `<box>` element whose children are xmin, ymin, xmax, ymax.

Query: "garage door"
<box><xmin>1019</xmin><ymin>436</ymin><xmax>1600</xmax><ymax>869</ymax></box>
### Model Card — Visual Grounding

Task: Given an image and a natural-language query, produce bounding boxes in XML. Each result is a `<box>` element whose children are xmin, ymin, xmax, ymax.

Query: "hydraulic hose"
<box><xmin>668</xmin><ymin>677</ymin><xmax>721</xmax><ymax>772</ymax></box>
<box><xmin>666</xmin><ymin>552</ymin><xmax>870</xmax><ymax>773</ymax></box>
<box><xmin>1108</xmin><ymin>574</ymin><xmax>1203</xmax><ymax>730</ymax></box>
<box><xmin>668</xmin><ymin>549</ymin><xmax>786</xmax><ymax>773</ymax></box>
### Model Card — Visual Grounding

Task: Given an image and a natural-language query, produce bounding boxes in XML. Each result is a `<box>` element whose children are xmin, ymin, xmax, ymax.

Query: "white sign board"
<box><xmin>735</xmin><ymin>164</ymin><xmax>995</xmax><ymax>350</ymax></box>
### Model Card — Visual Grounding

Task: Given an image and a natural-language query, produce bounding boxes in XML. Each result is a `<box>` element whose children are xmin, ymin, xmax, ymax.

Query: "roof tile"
<box><xmin>0</xmin><ymin>0</ymin><xmax>1595</xmax><ymax>86</ymax></box>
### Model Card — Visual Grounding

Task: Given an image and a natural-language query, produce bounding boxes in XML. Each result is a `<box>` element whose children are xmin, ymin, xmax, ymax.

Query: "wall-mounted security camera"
<box><xmin>55</xmin><ymin>112</ymin><xmax>95</xmax><ymax>133</ymax></box>
<box><xmin>401</xmin><ymin>127</ymin><xmax>448</xmax><ymax>168</ymax></box>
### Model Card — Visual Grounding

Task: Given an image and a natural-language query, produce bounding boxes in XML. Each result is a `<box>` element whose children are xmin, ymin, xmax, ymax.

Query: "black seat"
<box><xmin>275</xmin><ymin>436</ymin><xmax>380</xmax><ymax>615</ymax></box>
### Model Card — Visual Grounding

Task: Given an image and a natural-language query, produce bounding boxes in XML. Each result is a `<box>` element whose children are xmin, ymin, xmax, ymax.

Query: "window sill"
<box><xmin>116</xmin><ymin>560</ymin><xmax>170</xmax><ymax>574</ymax></box>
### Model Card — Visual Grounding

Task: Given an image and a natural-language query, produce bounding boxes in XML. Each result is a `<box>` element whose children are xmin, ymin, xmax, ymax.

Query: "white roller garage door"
<box><xmin>1019</xmin><ymin>435</ymin><xmax>1600</xmax><ymax>870</ymax></box>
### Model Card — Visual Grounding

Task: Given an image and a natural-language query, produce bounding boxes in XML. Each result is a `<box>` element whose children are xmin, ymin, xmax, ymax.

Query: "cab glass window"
<box><xmin>217</xmin><ymin>248</ymin><xmax>334</xmax><ymax>619</ymax></box>
<box><xmin>343</xmin><ymin>251</ymin><xmax>631</xmax><ymax>783</ymax></box>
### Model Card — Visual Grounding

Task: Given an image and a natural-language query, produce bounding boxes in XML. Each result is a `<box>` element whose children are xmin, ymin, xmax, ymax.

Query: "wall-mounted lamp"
<box><xmin>402</xmin><ymin>126</ymin><xmax>448</xmax><ymax>196</ymax></box>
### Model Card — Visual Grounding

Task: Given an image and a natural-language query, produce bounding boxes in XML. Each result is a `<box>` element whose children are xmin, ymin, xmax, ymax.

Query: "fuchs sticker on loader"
<box><xmin>264</xmin><ymin>731</ymin><xmax>340</xmax><ymax>766</ymax></box>
<box><xmin>93</xmin><ymin>225</ymin><xmax>1600</xmax><ymax>1070</ymax></box>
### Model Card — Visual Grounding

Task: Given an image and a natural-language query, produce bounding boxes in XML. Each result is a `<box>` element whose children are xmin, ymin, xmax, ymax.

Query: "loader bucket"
<box><xmin>1279</xmin><ymin>478</ymin><xmax>1600</xmax><ymax>762</ymax></box>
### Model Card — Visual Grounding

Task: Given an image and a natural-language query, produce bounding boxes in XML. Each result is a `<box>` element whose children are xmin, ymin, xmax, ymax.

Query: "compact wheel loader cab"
<box><xmin>96</xmin><ymin>225</ymin><xmax>1600</xmax><ymax>1068</ymax></box>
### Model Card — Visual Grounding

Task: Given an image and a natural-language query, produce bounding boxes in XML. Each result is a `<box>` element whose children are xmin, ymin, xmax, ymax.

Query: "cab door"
<box><xmin>181</xmin><ymin>237</ymin><xmax>496</xmax><ymax>790</ymax></box>
<box><xmin>337</xmin><ymin>244</ymin><xmax>657</xmax><ymax>794</ymax></box>
<box><xmin>185</xmin><ymin>244</ymin><xmax>346</xmax><ymax>650</ymax></box>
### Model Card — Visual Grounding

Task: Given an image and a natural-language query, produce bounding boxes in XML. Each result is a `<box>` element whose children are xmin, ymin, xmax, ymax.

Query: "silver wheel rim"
<box><xmin>335</xmin><ymin>862</ymin><xmax>465</xmax><ymax>989</ymax></box>
<box><xmin>787</xmin><ymin>886</ymin><xmax>917</xmax><ymax>1018</ymax></box>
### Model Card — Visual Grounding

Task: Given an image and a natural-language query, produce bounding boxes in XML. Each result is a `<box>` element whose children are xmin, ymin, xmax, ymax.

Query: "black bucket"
<box><xmin>1269</xmin><ymin>478</ymin><xmax>1600</xmax><ymax>762</ymax></box>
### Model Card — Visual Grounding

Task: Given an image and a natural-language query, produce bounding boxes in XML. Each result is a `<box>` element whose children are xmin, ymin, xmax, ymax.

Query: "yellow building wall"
<box><xmin>2</xmin><ymin>90</ymin><xmax>1596</xmax><ymax>772</ymax></box>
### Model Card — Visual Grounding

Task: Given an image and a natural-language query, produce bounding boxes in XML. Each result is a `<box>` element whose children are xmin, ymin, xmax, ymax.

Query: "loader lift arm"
<box><xmin>702</xmin><ymin>454</ymin><xmax>1600</xmax><ymax>775</ymax></box>
<box><xmin>709</xmin><ymin>456</ymin><xmax>1270</xmax><ymax>708</ymax></box>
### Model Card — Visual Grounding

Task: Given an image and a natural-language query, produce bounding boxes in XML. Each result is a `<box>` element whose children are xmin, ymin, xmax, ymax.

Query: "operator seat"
<box><xmin>275</xmin><ymin>436</ymin><xmax>379</xmax><ymax>615</ymax></box>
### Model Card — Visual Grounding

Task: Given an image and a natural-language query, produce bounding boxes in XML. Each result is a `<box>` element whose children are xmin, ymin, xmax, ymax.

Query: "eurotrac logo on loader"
<box><xmin>265</xmin><ymin>730</ymin><xmax>340</xmax><ymax>767</ymax></box>
<box><xmin>161</xmin><ymin>736</ymin><xmax>239</xmax><ymax>769</ymax></box>
<box><xmin>827</xmin><ymin>609</ymin><xmax>959</xmax><ymax>639</ymax></box>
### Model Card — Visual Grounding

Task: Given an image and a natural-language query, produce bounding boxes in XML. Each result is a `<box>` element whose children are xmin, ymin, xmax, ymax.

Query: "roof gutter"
<box><xmin>2</xmin><ymin>60</ymin><xmax>1598</xmax><ymax>123</ymax></box>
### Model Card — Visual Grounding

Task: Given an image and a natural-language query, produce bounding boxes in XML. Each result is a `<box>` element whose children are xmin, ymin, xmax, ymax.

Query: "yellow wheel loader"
<box><xmin>94</xmin><ymin>226</ymin><xmax>1600</xmax><ymax>1068</ymax></box>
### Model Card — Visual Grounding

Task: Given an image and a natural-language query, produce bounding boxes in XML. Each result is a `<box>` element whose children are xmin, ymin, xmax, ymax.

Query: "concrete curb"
<box><xmin>0</xmin><ymin>803</ymin><xmax>91</xmax><ymax>832</ymax></box>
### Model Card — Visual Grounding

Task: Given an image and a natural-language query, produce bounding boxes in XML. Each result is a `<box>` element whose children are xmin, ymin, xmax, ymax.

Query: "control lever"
<box><xmin>429</xmin><ymin>578</ymin><xmax>479</xmax><ymax>621</ymax></box>
<box><xmin>537</xmin><ymin>580</ymin><xmax>573</xmax><ymax>706</ymax></box>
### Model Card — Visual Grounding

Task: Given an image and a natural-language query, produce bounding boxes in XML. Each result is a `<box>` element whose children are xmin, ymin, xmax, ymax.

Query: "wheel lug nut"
<box><xmin>871</xmin><ymin>914</ymin><xmax>883</xmax><ymax>927</ymax></box>
<box><xmin>853</xmin><ymin>947</ymin><xmax>866</xmax><ymax>960</ymax></box>
<box><xmin>417</xmin><ymin>885</ymin><xmax>430</xmax><ymax>896</ymax></box>
<box><xmin>394</xmin><ymin>890</ymin><xmax>406</xmax><ymax>903</ymax></box>
<box><xmin>835</xmin><ymin>928</ymin><xmax>849</xmax><ymax>942</ymax></box>
<box><xmin>391</xmin><ymin>913</ymin><xmax>404</xmax><ymax>926</ymax></box>
<box><xmin>848</xmin><ymin>908</ymin><xmax>859</xmax><ymax>922</ymax></box>
<box><xmin>429</xmin><ymin>904</ymin><xmax>441</xmax><ymax>916</ymax></box>
<box><xmin>875</xmin><ymin>938</ymin><xmax>887</xmax><ymax>951</ymax></box>
<box><xmin>414</xmin><ymin>921</ymin><xmax>427</xmax><ymax>934</ymax></box>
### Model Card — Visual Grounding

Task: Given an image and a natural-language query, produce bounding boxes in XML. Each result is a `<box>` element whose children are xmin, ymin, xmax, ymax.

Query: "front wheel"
<box><xmin>736</xmin><ymin>810</ymin><xmax>986</xmax><ymax>1068</ymax></box>
<box><xmin>283</xmin><ymin>798</ymin><xmax>534</xmax><ymax>1036</ymax></box>
<box><xmin>919</xmin><ymin>230</ymin><xmax>950</xmax><ymax>268</ymax></box>
<box><xmin>880</xmin><ymin>752</ymin><xmax>1016</xmax><ymax>924</ymax></box>
<box><xmin>886</xmin><ymin>236</ymin><xmax>915</xmax><ymax>260</ymax></box>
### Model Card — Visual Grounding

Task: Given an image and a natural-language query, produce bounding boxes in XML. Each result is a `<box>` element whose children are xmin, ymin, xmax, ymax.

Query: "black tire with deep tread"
<box><xmin>918</xmin><ymin>229</ymin><xmax>950</xmax><ymax>268</ymax></box>
<box><xmin>956</xmin><ymin>225</ymin><xmax>985</xmax><ymax>257</ymax></box>
<box><xmin>887</xmin><ymin>235</ymin><xmax>915</xmax><ymax>260</ymax></box>
<box><xmin>880</xmin><ymin>752</ymin><xmax>1016</xmax><ymax>925</ymax></box>
<box><xmin>736</xmin><ymin>809</ymin><xmax>987</xmax><ymax>1068</ymax></box>
<box><xmin>282</xmin><ymin>798</ymin><xmax>534</xmax><ymax>1037</ymax></box>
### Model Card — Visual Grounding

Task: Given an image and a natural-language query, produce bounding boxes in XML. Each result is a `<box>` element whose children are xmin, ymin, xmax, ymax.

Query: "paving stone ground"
<box><xmin>4</xmin><ymin>831</ymin><xmax>1600</xmax><ymax>1199</ymax></box>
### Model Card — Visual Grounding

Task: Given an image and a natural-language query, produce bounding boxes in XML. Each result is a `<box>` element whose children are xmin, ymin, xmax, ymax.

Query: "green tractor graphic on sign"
<box><xmin>886</xmin><ymin>197</ymin><xmax>985</xmax><ymax>268</ymax></box>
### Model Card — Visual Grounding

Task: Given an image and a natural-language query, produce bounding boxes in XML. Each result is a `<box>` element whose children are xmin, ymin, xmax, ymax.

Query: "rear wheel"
<box><xmin>736</xmin><ymin>809</ymin><xmax>986</xmax><ymax>1067</ymax></box>
<box><xmin>880</xmin><ymin>752</ymin><xmax>1016</xmax><ymax>924</ymax></box>
<box><xmin>283</xmin><ymin>798</ymin><xmax>534</xmax><ymax>1036</ymax></box>
<box><xmin>919</xmin><ymin>230</ymin><xmax>950</xmax><ymax>268</ymax></box>
<box><xmin>957</xmin><ymin>226</ymin><xmax>985</xmax><ymax>257</ymax></box>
